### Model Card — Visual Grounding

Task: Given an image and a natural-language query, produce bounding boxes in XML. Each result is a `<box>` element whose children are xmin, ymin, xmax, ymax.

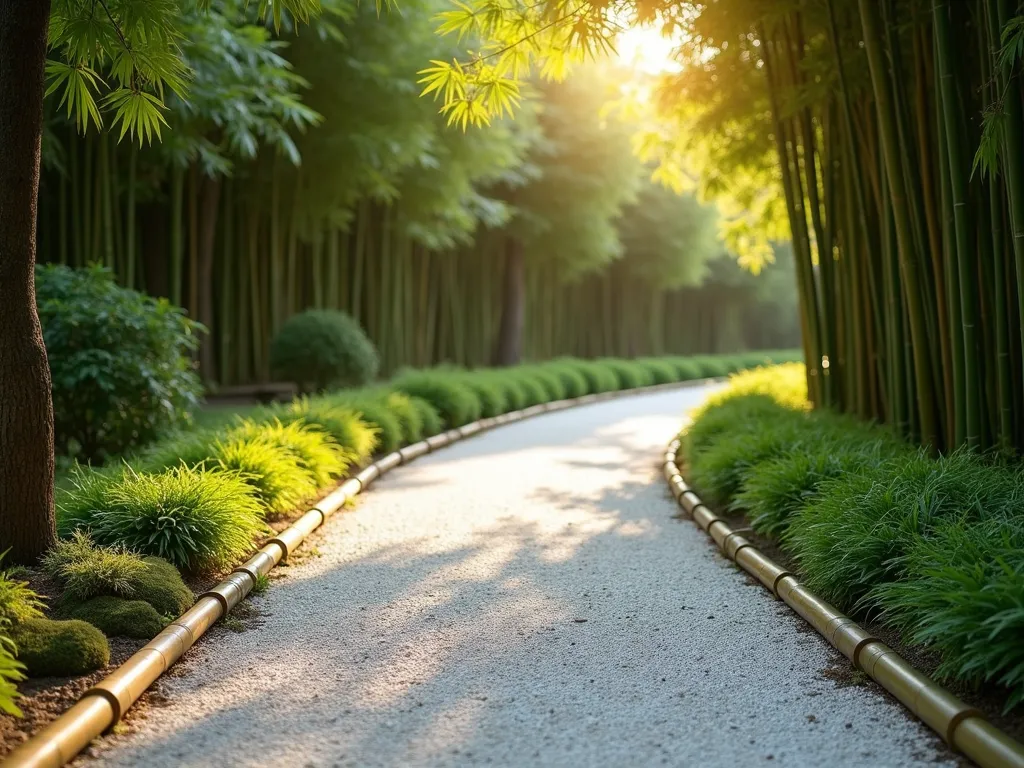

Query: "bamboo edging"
<box><xmin>662</xmin><ymin>438</ymin><xmax>1024</xmax><ymax>768</ymax></box>
<box><xmin>3</xmin><ymin>379</ymin><xmax>700</xmax><ymax>768</ymax></box>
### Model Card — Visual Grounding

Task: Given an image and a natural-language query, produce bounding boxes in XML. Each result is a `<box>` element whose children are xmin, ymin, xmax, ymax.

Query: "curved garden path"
<box><xmin>88</xmin><ymin>385</ymin><xmax>954</xmax><ymax>768</ymax></box>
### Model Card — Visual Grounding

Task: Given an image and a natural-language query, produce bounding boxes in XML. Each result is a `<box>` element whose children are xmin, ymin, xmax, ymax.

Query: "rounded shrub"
<box><xmin>486</xmin><ymin>372</ymin><xmax>527</xmax><ymax>411</ymax></box>
<box><xmin>333</xmin><ymin>396</ymin><xmax>404</xmax><ymax>454</ymax></box>
<box><xmin>690</xmin><ymin>355</ymin><xmax>731</xmax><ymax>378</ymax></box>
<box><xmin>391</xmin><ymin>372</ymin><xmax>482</xmax><ymax>427</ymax></box>
<box><xmin>407</xmin><ymin>395</ymin><xmax>443</xmax><ymax>437</ymax></box>
<box><xmin>599</xmin><ymin>359</ymin><xmax>652</xmax><ymax>390</ymax></box>
<box><xmin>58</xmin><ymin>466</ymin><xmax>266</xmax><ymax>572</ymax></box>
<box><xmin>638</xmin><ymin>359</ymin><xmax>678</xmax><ymax>385</ymax></box>
<box><xmin>668</xmin><ymin>358</ymin><xmax>702</xmax><ymax>381</ymax></box>
<box><xmin>36</xmin><ymin>264</ymin><xmax>202</xmax><ymax>463</ymax></box>
<box><xmin>379</xmin><ymin>391</ymin><xmax>424</xmax><ymax>444</ymax></box>
<box><xmin>10</xmin><ymin>618</ymin><xmax>109</xmax><ymax>676</ymax></box>
<box><xmin>572</xmin><ymin>361</ymin><xmax>618</xmax><ymax>394</ymax></box>
<box><xmin>269</xmin><ymin>309</ymin><xmax>379</xmax><ymax>393</ymax></box>
<box><xmin>506</xmin><ymin>370</ymin><xmax>547</xmax><ymax>406</ymax></box>
<box><xmin>544</xmin><ymin>361</ymin><xmax>589</xmax><ymax>398</ymax></box>
<box><xmin>518</xmin><ymin>366</ymin><xmax>566</xmax><ymax>401</ymax></box>
<box><xmin>61</xmin><ymin>596</ymin><xmax>166</xmax><ymax>639</ymax></box>
<box><xmin>459</xmin><ymin>375</ymin><xmax>507</xmax><ymax>418</ymax></box>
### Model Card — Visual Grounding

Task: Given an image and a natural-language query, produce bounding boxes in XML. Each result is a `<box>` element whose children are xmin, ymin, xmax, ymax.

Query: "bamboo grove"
<box><xmin>657</xmin><ymin>0</ymin><xmax>1024</xmax><ymax>452</ymax></box>
<box><xmin>30</xmin><ymin>0</ymin><xmax>798</xmax><ymax>388</ymax></box>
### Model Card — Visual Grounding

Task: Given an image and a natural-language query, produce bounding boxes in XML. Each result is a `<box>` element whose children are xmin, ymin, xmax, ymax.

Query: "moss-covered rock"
<box><xmin>61</xmin><ymin>596</ymin><xmax>166</xmax><ymax>639</ymax></box>
<box><xmin>133</xmin><ymin>557</ymin><xmax>193</xmax><ymax>616</ymax></box>
<box><xmin>9</xmin><ymin>618</ymin><xmax>109</xmax><ymax>677</ymax></box>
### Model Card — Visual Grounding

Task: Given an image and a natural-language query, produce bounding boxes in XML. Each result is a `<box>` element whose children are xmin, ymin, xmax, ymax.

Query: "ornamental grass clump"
<box><xmin>57</xmin><ymin>466</ymin><xmax>265</xmax><ymax>572</ymax></box>
<box><xmin>870</xmin><ymin>516</ymin><xmax>1024</xmax><ymax>710</ymax></box>
<box><xmin>638</xmin><ymin>358</ymin><xmax>678</xmax><ymax>385</ymax></box>
<box><xmin>599</xmin><ymin>358</ymin><xmax>651</xmax><ymax>390</ymax></box>
<box><xmin>572</xmin><ymin>360</ymin><xmax>619</xmax><ymax>394</ymax></box>
<box><xmin>42</xmin><ymin>531</ymin><xmax>147</xmax><ymax>602</ymax></box>
<box><xmin>543</xmin><ymin>360</ymin><xmax>589</xmax><ymax>398</ymax></box>
<box><xmin>785</xmin><ymin>450</ymin><xmax>1022</xmax><ymax>610</ymax></box>
<box><xmin>229</xmin><ymin>419</ymin><xmax>348</xmax><ymax>489</ymax></box>
<box><xmin>282</xmin><ymin>399</ymin><xmax>378</xmax><ymax>463</ymax></box>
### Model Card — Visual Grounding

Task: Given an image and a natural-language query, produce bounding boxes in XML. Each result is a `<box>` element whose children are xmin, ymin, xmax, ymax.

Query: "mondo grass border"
<box><xmin>4</xmin><ymin>378</ymin><xmax>705</xmax><ymax>768</ymax></box>
<box><xmin>661</xmin><ymin>436</ymin><xmax>1024</xmax><ymax>768</ymax></box>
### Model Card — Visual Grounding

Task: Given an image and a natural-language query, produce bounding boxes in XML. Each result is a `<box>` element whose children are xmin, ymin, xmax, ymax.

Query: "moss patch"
<box><xmin>10</xmin><ymin>618</ymin><xmax>109</xmax><ymax>677</ymax></box>
<box><xmin>60</xmin><ymin>596</ymin><xmax>166</xmax><ymax>639</ymax></box>
<box><xmin>133</xmin><ymin>557</ymin><xmax>193</xmax><ymax>616</ymax></box>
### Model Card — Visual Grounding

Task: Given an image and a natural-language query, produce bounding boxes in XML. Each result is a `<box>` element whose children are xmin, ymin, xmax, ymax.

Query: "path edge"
<box><xmin>662</xmin><ymin>436</ymin><xmax>1024</xmax><ymax>768</ymax></box>
<box><xmin>3</xmin><ymin>378</ymin><xmax>711</xmax><ymax>767</ymax></box>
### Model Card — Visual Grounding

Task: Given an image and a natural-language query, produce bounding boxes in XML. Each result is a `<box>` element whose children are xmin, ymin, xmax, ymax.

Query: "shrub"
<box><xmin>506</xmin><ymin>370</ymin><xmax>547</xmax><ymax>406</ymax></box>
<box><xmin>229</xmin><ymin>420</ymin><xmax>348</xmax><ymax>489</ymax></box>
<box><xmin>9</xmin><ymin>618</ymin><xmax>109</xmax><ymax>676</ymax></box>
<box><xmin>572</xmin><ymin>360</ymin><xmax>618</xmax><ymax>394</ymax></box>
<box><xmin>486</xmin><ymin>372</ymin><xmax>528</xmax><ymax>411</ymax></box>
<box><xmin>269</xmin><ymin>309</ymin><xmax>379</xmax><ymax>393</ymax></box>
<box><xmin>458</xmin><ymin>375</ymin><xmax>508</xmax><ymax>418</ymax></box>
<box><xmin>682</xmin><ymin>394</ymin><xmax>802</xmax><ymax>464</ymax></box>
<box><xmin>379</xmin><ymin>391</ymin><xmax>424</xmax><ymax>444</ymax></box>
<box><xmin>668</xmin><ymin>358</ymin><xmax>702</xmax><ymax>381</ymax></box>
<box><xmin>599</xmin><ymin>359</ymin><xmax>652</xmax><ymax>390</ymax></box>
<box><xmin>638</xmin><ymin>358</ymin><xmax>678</xmax><ymax>385</ymax></box>
<box><xmin>36</xmin><ymin>264</ymin><xmax>203</xmax><ymax>463</ymax></box>
<box><xmin>407</xmin><ymin>395</ymin><xmax>443</xmax><ymax>437</ymax></box>
<box><xmin>689</xmin><ymin>355</ymin><xmax>731</xmax><ymax>378</ymax></box>
<box><xmin>326</xmin><ymin>394</ymin><xmax>404</xmax><ymax>454</ymax></box>
<box><xmin>518</xmin><ymin>366</ymin><xmax>566</xmax><ymax>401</ymax></box>
<box><xmin>60</xmin><ymin>596</ymin><xmax>166</xmax><ymax>639</ymax></box>
<box><xmin>58</xmin><ymin>466</ymin><xmax>265</xmax><ymax>572</ymax></box>
<box><xmin>544</xmin><ymin>361</ymin><xmax>589</xmax><ymax>398</ymax></box>
<box><xmin>277</xmin><ymin>399</ymin><xmax>377</xmax><ymax>462</ymax></box>
<box><xmin>42</xmin><ymin>532</ymin><xmax>147</xmax><ymax>602</ymax></box>
<box><xmin>391</xmin><ymin>371</ymin><xmax>482</xmax><ymax>427</ymax></box>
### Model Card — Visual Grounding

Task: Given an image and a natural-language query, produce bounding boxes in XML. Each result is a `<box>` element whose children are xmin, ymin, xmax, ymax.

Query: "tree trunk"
<box><xmin>493</xmin><ymin>237</ymin><xmax>525</xmax><ymax>366</ymax></box>
<box><xmin>0</xmin><ymin>0</ymin><xmax>57</xmax><ymax>563</ymax></box>
<box><xmin>197</xmin><ymin>174</ymin><xmax>222</xmax><ymax>382</ymax></box>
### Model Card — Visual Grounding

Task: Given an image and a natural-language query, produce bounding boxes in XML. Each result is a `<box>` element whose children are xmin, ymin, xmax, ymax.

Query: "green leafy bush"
<box><xmin>667</xmin><ymin>358</ymin><xmax>702</xmax><ymax>381</ymax></box>
<box><xmin>520</xmin><ymin>366</ymin><xmax>567</xmax><ymax>401</ymax></box>
<box><xmin>269</xmin><ymin>309</ymin><xmax>379</xmax><ymax>393</ymax></box>
<box><xmin>9</xmin><ymin>618</ymin><xmax>109</xmax><ymax>676</ymax></box>
<box><xmin>458</xmin><ymin>374</ymin><xmax>508</xmax><ymax>418</ymax></box>
<box><xmin>505</xmin><ymin>370</ymin><xmax>547</xmax><ymax>406</ymax></box>
<box><xmin>60</xmin><ymin>596</ymin><xmax>166</xmax><ymax>639</ymax></box>
<box><xmin>407</xmin><ymin>395</ymin><xmax>443</xmax><ymax>437</ymax></box>
<box><xmin>542</xmin><ymin>361</ymin><xmax>589</xmax><ymax>398</ymax></box>
<box><xmin>378</xmin><ymin>391</ymin><xmax>424</xmax><ymax>444</ymax></box>
<box><xmin>36</xmin><ymin>264</ymin><xmax>203</xmax><ymax>463</ymax></box>
<box><xmin>325</xmin><ymin>394</ymin><xmax>404</xmax><ymax>454</ymax></box>
<box><xmin>391</xmin><ymin>371</ymin><xmax>482</xmax><ymax>427</ymax></box>
<box><xmin>638</xmin><ymin>358</ymin><xmax>678</xmax><ymax>385</ymax></box>
<box><xmin>599</xmin><ymin>359</ymin><xmax>652</xmax><ymax>390</ymax></box>
<box><xmin>57</xmin><ymin>466</ymin><xmax>265</xmax><ymax>572</ymax></box>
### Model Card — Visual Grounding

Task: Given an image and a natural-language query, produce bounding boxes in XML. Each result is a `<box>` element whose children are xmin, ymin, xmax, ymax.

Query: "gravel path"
<box><xmin>90</xmin><ymin>385</ymin><xmax>955</xmax><ymax>768</ymax></box>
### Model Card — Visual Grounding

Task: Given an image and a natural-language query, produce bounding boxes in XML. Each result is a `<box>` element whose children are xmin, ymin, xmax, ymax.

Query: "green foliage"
<box><xmin>280</xmin><ymin>400</ymin><xmax>379</xmax><ymax>463</ymax></box>
<box><xmin>541</xmin><ymin>360</ymin><xmax>589</xmax><ymax>398</ymax></box>
<box><xmin>390</xmin><ymin>371</ymin><xmax>482</xmax><ymax>427</ymax></box>
<box><xmin>60</xmin><ymin>596</ymin><xmax>166</xmax><ymax>639</ymax></box>
<box><xmin>378</xmin><ymin>391</ymin><xmax>425</xmax><ymax>445</ymax></box>
<box><xmin>42</xmin><ymin>533</ymin><xmax>193</xmax><ymax>616</ymax></box>
<box><xmin>571</xmin><ymin>360</ymin><xmax>619</xmax><ymax>394</ymax></box>
<box><xmin>457</xmin><ymin>374</ymin><xmax>508</xmax><ymax>418</ymax></box>
<box><xmin>270</xmin><ymin>310</ymin><xmax>379</xmax><ymax>393</ymax></box>
<box><xmin>516</xmin><ymin>366</ymin><xmax>566</xmax><ymax>402</ymax></box>
<box><xmin>0</xmin><ymin>558</ymin><xmax>45</xmax><ymax>627</ymax></box>
<box><xmin>57</xmin><ymin>466</ymin><xmax>265</xmax><ymax>572</ymax></box>
<box><xmin>407</xmin><ymin>395</ymin><xmax>444</xmax><ymax>437</ymax></box>
<box><xmin>637</xmin><ymin>359</ymin><xmax>678</xmax><ymax>385</ymax></box>
<box><xmin>228</xmin><ymin>419</ymin><xmax>349</xmax><ymax>489</ymax></box>
<box><xmin>322</xmin><ymin>394</ymin><xmax>404</xmax><ymax>454</ymax></box>
<box><xmin>8</xmin><ymin>618</ymin><xmax>109</xmax><ymax>677</ymax></box>
<box><xmin>36</xmin><ymin>264</ymin><xmax>203</xmax><ymax>462</ymax></box>
<box><xmin>0</xmin><ymin>640</ymin><xmax>25</xmax><ymax>717</ymax></box>
<box><xmin>42</xmin><ymin>531</ymin><xmax>147</xmax><ymax>603</ymax></box>
<box><xmin>598</xmin><ymin>359</ymin><xmax>652</xmax><ymax>391</ymax></box>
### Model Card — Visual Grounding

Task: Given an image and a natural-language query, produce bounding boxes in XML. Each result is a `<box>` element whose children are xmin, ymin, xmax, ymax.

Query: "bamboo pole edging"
<box><xmin>662</xmin><ymin>437</ymin><xmax>1024</xmax><ymax>768</ymax></box>
<box><xmin>3</xmin><ymin>376</ymin><xmax>719</xmax><ymax>768</ymax></box>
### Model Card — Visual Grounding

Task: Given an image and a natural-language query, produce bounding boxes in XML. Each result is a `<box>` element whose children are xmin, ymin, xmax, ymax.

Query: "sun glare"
<box><xmin>615</xmin><ymin>24</ymin><xmax>682</xmax><ymax>75</ymax></box>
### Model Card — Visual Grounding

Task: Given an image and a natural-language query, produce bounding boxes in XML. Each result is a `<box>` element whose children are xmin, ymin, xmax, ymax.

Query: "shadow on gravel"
<box><xmin>95</xmin><ymin>384</ymin><xmax>951</xmax><ymax>768</ymax></box>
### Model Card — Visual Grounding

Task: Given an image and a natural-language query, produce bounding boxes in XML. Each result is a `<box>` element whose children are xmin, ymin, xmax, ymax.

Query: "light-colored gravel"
<box><xmin>88</xmin><ymin>385</ymin><xmax>955</xmax><ymax>768</ymax></box>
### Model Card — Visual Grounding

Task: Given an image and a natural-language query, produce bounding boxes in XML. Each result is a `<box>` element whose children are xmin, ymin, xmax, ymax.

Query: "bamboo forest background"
<box><xmin>639</xmin><ymin>0</ymin><xmax>1024</xmax><ymax>453</ymax></box>
<box><xmin>32</xmin><ymin>0</ymin><xmax>798</xmax><ymax>387</ymax></box>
